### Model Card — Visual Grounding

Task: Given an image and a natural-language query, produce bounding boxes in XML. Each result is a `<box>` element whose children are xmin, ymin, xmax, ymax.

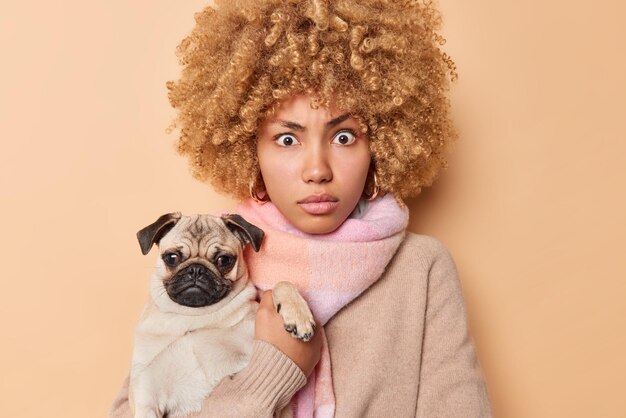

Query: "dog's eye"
<box><xmin>216</xmin><ymin>255</ymin><xmax>235</xmax><ymax>270</ymax></box>
<box><xmin>162</xmin><ymin>252</ymin><xmax>181</xmax><ymax>267</ymax></box>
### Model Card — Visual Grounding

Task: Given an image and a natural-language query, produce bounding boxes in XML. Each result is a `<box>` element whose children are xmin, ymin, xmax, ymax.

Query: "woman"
<box><xmin>111</xmin><ymin>0</ymin><xmax>492</xmax><ymax>416</ymax></box>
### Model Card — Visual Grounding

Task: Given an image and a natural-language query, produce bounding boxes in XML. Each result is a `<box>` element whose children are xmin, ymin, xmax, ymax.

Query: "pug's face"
<box><xmin>137</xmin><ymin>213</ymin><xmax>263</xmax><ymax>309</ymax></box>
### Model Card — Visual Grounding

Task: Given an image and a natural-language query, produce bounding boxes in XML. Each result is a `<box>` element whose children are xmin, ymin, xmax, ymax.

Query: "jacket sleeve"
<box><xmin>109</xmin><ymin>340</ymin><xmax>306</xmax><ymax>418</ymax></box>
<box><xmin>415</xmin><ymin>241</ymin><xmax>493</xmax><ymax>418</ymax></box>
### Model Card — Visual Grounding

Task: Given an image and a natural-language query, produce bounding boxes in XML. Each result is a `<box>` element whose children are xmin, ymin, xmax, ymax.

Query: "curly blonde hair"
<box><xmin>167</xmin><ymin>0</ymin><xmax>457</xmax><ymax>201</ymax></box>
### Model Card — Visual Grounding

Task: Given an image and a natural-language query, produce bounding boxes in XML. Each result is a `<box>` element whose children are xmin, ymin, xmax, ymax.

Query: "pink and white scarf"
<box><xmin>234</xmin><ymin>193</ymin><xmax>409</xmax><ymax>417</ymax></box>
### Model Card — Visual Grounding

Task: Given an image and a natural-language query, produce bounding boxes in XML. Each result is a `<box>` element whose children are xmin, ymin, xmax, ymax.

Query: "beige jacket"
<box><xmin>110</xmin><ymin>233</ymin><xmax>492</xmax><ymax>417</ymax></box>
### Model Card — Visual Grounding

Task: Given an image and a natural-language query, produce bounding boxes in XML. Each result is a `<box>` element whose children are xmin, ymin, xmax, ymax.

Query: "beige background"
<box><xmin>1</xmin><ymin>0</ymin><xmax>624</xmax><ymax>417</ymax></box>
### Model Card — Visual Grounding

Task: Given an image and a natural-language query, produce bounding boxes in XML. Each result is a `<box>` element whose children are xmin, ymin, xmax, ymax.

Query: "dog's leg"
<box><xmin>130</xmin><ymin>374</ymin><xmax>163</xmax><ymax>418</ymax></box>
<box><xmin>272</xmin><ymin>281</ymin><xmax>316</xmax><ymax>341</ymax></box>
<box><xmin>133</xmin><ymin>406</ymin><xmax>160</xmax><ymax>418</ymax></box>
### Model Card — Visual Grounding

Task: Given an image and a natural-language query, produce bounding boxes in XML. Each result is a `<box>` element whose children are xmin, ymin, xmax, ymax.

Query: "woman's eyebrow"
<box><xmin>326</xmin><ymin>113</ymin><xmax>350</xmax><ymax>127</ymax></box>
<box><xmin>276</xmin><ymin>120</ymin><xmax>305</xmax><ymax>131</ymax></box>
<box><xmin>278</xmin><ymin>120</ymin><xmax>306</xmax><ymax>132</ymax></box>
<box><xmin>273</xmin><ymin>113</ymin><xmax>351</xmax><ymax>131</ymax></box>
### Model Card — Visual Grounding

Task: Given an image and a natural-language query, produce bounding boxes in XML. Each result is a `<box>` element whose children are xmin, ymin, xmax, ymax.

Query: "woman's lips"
<box><xmin>298</xmin><ymin>201</ymin><xmax>339</xmax><ymax>215</ymax></box>
<box><xmin>297</xmin><ymin>194</ymin><xmax>339</xmax><ymax>215</ymax></box>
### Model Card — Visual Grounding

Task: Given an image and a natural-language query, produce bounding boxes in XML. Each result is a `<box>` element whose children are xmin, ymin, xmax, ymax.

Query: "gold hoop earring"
<box><xmin>364</xmin><ymin>172</ymin><xmax>380</xmax><ymax>201</ymax></box>
<box><xmin>249</xmin><ymin>182</ymin><xmax>270</xmax><ymax>204</ymax></box>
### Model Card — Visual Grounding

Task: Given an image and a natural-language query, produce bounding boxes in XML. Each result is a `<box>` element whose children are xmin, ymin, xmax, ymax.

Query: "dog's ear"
<box><xmin>221</xmin><ymin>214</ymin><xmax>265</xmax><ymax>252</ymax></box>
<box><xmin>136</xmin><ymin>212</ymin><xmax>182</xmax><ymax>255</ymax></box>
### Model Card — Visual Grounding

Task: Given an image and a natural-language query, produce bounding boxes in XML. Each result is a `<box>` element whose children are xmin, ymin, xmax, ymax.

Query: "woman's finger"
<box><xmin>258</xmin><ymin>289</ymin><xmax>274</xmax><ymax>309</ymax></box>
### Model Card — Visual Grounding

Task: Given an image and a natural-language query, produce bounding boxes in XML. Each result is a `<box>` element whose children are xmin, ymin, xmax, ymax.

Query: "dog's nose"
<box><xmin>188</xmin><ymin>264</ymin><xmax>208</xmax><ymax>278</ymax></box>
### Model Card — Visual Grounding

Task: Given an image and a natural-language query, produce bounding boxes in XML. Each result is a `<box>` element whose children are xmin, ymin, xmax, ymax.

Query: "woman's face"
<box><xmin>256</xmin><ymin>95</ymin><xmax>371</xmax><ymax>234</ymax></box>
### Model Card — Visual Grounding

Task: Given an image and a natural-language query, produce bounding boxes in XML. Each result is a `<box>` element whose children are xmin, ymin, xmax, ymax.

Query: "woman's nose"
<box><xmin>301</xmin><ymin>145</ymin><xmax>332</xmax><ymax>184</ymax></box>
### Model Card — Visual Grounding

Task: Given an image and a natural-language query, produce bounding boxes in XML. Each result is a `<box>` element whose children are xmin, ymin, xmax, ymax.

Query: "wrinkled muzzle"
<box><xmin>165</xmin><ymin>263</ymin><xmax>232</xmax><ymax>307</ymax></box>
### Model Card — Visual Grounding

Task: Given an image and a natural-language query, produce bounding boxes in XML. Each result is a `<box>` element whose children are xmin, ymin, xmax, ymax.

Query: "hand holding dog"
<box><xmin>256</xmin><ymin>290</ymin><xmax>322</xmax><ymax>377</ymax></box>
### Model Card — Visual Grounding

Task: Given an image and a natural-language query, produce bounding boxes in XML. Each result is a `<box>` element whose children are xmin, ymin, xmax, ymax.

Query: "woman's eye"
<box><xmin>163</xmin><ymin>253</ymin><xmax>180</xmax><ymax>267</ymax></box>
<box><xmin>275</xmin><ymin>134</ymin><xmax>300</xmax><ymax>147</ymax></box>
<box><xmin>216</xmin><ymin>255</ymin><xmax>235</xmax><ymax>269</ymax></box>
<box><xmin>332</xmin><ymin>130</ymin><xmax>356</xmax><ymax>145</ymax></box>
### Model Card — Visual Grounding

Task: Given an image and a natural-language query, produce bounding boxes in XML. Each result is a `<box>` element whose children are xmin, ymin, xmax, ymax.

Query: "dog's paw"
<box><xmin>272</xmin><ymin>282</ymin><xmax>316</xmax><ymax>342</ymax></box>
<box><xmin>283</xmin><ymin>317</ymin><xmax>316</xmax><ymax>342</ymax></box>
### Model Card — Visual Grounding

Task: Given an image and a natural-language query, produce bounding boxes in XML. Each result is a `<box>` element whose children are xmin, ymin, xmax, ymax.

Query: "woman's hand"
<box><xmin>255</xmin><ymin>290</ymin><xmax>322</xmax><ymax>377</ymax></box>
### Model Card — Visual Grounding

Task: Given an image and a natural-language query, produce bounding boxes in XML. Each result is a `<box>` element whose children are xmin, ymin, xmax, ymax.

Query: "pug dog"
<box><xmin>129</xmin><ymin>212</ymin><xmax>315</xmax><ymax>418</ymax></box>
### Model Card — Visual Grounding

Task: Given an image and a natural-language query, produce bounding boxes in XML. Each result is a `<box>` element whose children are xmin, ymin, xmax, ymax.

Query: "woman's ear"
<box><xmin>250</xmin><ymin>173</ymin><xmax>270</xmax><ymax>203</ymax></box>
<box><xmin>362</xmin><ymin>163</ymin><xmax>380</xmax><ymax>201</ymax></box>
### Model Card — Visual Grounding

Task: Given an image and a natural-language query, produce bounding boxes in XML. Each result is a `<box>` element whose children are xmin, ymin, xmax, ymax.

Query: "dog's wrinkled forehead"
<box><xmin>159</xmin><ymin>215</ymin><xmax>240</xmax><ymax>258</ymax></box>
